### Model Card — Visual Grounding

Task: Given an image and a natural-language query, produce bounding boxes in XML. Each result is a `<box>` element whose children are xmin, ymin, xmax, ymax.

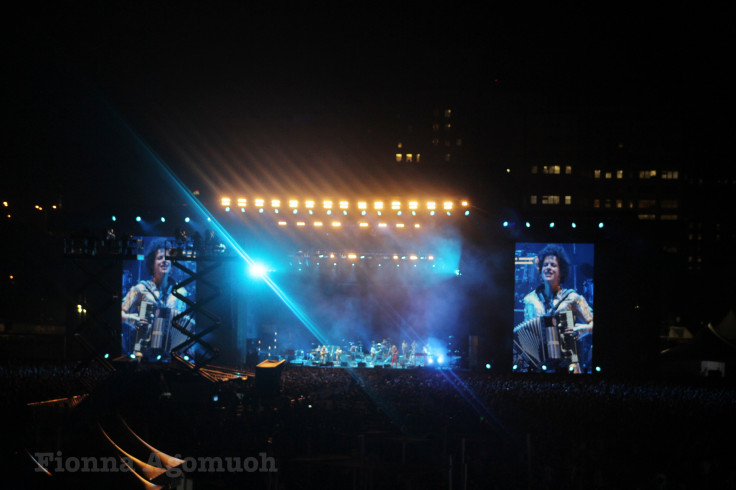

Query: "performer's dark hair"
<box><xmin>145</xmin><ymin>240</ymin><xmax>169</xmax><ymax>274</ymax></box>
<box><xmin>536</xmin><ymin>244</ymin><xmax>571</xmax><ymax>284</ymax></box>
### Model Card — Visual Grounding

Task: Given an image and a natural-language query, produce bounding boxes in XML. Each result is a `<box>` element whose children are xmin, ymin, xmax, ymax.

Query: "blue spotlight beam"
<box><xmin>119</xmin><ymin>118</ymin><xmax>330</xmax><ymax>348</ymax></box>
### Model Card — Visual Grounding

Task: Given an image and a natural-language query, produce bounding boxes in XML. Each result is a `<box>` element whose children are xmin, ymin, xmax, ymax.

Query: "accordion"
<box><xmin>135</xmin><ymin>301</ymin><xmax>172</xmax><ymax>352</ymax></box>
<box><xmin>513</xmin><ymin>311</ymin><xmax>579</xmax><ymax>369</ymax></box>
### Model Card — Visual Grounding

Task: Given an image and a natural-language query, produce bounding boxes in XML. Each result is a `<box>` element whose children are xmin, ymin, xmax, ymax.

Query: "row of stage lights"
<box><xmin>219</xmin><ymin>197</ymin><xmax>470</xmax><ymax>216</ymax></box>
<box><xmin>109</xmin><ymin>216</ymin><xmax>604</xmax><ymax>231</ymax></box>
<box><xmin>503</xmin><ymin>221</ymin><xmax>606</xmax><ymax>229</ymax></box>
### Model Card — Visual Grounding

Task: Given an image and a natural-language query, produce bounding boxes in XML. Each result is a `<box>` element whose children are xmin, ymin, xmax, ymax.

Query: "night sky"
<box><xmin>5</xmin><ymin>3</ymin><xmax>728</xmax><ymax>221</ymax></box>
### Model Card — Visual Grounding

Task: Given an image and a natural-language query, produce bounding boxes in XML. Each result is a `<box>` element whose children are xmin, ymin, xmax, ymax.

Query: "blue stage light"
<box><xmin>248</xmin><ymin>263</ymin><xmax>268</xmax><ymax>279</ymax></box>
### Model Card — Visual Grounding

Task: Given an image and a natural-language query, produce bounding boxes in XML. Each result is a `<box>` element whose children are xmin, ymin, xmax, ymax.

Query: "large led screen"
<box><xmin>121</xmin><ymin>236</ymin><xmax>197</xmax><ymax>360</ymax></box>
<box><xmin>513</xmin><ymin>242</ymin><xmax>594</xmax><ymax>373</ymax></box>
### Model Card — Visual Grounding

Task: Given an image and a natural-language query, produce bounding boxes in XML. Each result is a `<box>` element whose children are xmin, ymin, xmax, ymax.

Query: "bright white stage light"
<box><xmin>249</xmin><ymin>263</ymin><xmax>268</xmax><ymax>278</ymax></box>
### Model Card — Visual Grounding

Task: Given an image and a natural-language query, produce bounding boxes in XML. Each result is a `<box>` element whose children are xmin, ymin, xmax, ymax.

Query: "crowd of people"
<box><xmin>2</xmin><ymin>358</ymin><xmax>735</xmax><ymax>489</ymax></box>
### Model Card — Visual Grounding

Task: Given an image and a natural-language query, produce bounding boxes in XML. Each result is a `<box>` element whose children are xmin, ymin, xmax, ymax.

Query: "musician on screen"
<box><xmin>121</xmin><ymin>240</ymin><xmax>194</xmax><ymax>360</ymax></box>
<box><xmin>522</xmin><ymin>244</ymin><xmax>593</xmax><ymax>373</ymax></box>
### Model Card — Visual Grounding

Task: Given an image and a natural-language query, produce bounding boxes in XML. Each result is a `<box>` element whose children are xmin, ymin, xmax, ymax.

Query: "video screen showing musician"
<box><xmin>121</xmin><ymin>238</ymin><xmax>196</xmax><ymax>360</ymax></box>
<box><xmin>514</xmin><ymin>243</ymin><xmax>594</xmax><ymax>373</ymax></box>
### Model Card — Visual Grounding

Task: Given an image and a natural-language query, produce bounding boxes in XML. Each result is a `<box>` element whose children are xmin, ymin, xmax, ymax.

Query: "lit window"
<box><xmin>594</xmin><ymin>170</ymin><xmax>601</xmax><ymax>179</ymax></box>
<box><xmin>593</xmin><ymin>199</ymin><xmax>600</xmax><ymax>208</ymax></box>
<box><xmin>339</xmin><ymin>201</ymin><xmax>349</xmax><ymax>210</ymax></box>
<box><xmin>416</xmin><ymin>154</ymin><xmax>421</xmax><ymax>162</ymax></box>
<box><xmin>616</xmin><ymin>170</ymin><xmax>623</xmax><ymax>179</ymax></box>
<box><xmin>408</xmin><ymin>201</ymin><xmax>418</xmax><ymax>210</ymax></box>
<box><xmin>237</xmin><ymin>198</ymin><xmax>246</xmax><ymax>207</ymax></box>
<box><xmin>289</xmin><ymin>200</ymin><xmax>299</xmax><ymax>208</ymax></box>
<box><xmin>443</xmin><ymin>201</ymin><xmax>453</xmax><ymax>210</ymax></box>
<box><xmin>564</xmin><ymin>196</ymin><xmax>572</xmax><ymax>205</ymax></box>
<box><xmin>323</xmin><ymin>200</ymin><xmax>333</xmax><ymax>209</ymax></box>
<box><xmin>530</xmin><ymin>195</ymin><xmax>538</xmax><ymax>205</ymax></box>
<box><xmin>662</xmin><ymin>170</ymin><xmax>679</xmax><ymax>180</ymax></box>
<box><xmin>391</xmin><ymin>201</ymin><xmax>401</xmax><ymax>210</ymax></box>
<box><xmin>313</xmin><ymin>221</ymin><xmax>323</xmax><ymax>227</ymax></box>
<box><xmin>426</xmin><ymin>201</ymin><xmax>436</xmax><ymax>210</ymax></box>
<box><xmin>221</xmin><ymin>197</ymin><xmax>231</xmax><ymax>206</ymax></box>
<box><xmin>541</xmin><ymin>195</ymin><xmax>560</xmax><ymax>205</ymax></box>
<box><xmin>396</xmin><ymin>223</ymin><xmax>405</xmax><ymax>228</ymax></box>
<box><xmin>661</xmin><ymin>200</ymin><xmax>679</xmax><ymax>209</ymax></box>
<box><xmin>374</xmin><ymin>201</ymin><xmax>384</xmax><ymax>210</ymax></box>
<box><xmin>616</xmin><ymin>200</ymin><xmax>623</xmax><ymax>208</ymax></box>
<box><xmin>397</xmin><ymin>142</ymin><xmax>403</xmax><ymax>149</ymax></box>
<box><xmin>254</xmin><ymin>198</ymin><xmax>264</xmax><ymax>207</ymax></box>
<box><xmin>565</xmin><ymin>166</ymin><xmax>572</xmax><ymax>175</ymax></box>
<box><xmin>271</xmin><ymin>199</ymin><xmax>280</xmax><ymax>208</ymax></box>
<box><xmin>395</xmin><ymin>153</ymin><xmax>402</xmax><ymax>162</ymax></box>
<box><xmin>357</xmin><ymin>201</ymin><xmax>367</xmax><ymax>210</ymax></box>
<box><xmin>605</xmin><ymin>172</ymin><xmax>612</xmax><ymax>179</ymax></box>
<box><xmin>661</xmin><ymin>214</ymin><xmax>679</xmax><ymax>221</ymax></box>
<box><xmin>305</xmin><ymin>200</ymin><xmax>315</xmax><ymax>209</ymax></box>
<box><xmin>406</xmin><ymin>154</ymin><xmax>413</xmax><ymax>163</ymax></box>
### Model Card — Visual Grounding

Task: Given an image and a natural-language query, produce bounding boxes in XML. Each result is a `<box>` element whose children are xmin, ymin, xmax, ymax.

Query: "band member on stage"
<box><xmin>121</xmin><ymin>240</ymin><xmax>194</xmax><ymax>359</ymax></box>
<box><xmin>522</xmin><ymin>243</ymin><xmax>593</xmax><ymax>372</ymax></box>
<box><xmin>401</xmin><ymin>340</ymin><xmax>408</xmax><ymax>361</ymax></box>
<box><xmin>333</xmin><ymin>345</ymin><xmax>342</xmax><ymax>363</ymax></box>
<box><xmin>410</xmin><ymin>340</ymin><xmax>418</xmax><ymax>365</ymax></box>
<box><xmin>390</xmin><ymin>344</ymin><xmax>399</xmax><ymax>368</ymax></box>
<box><xmin>369</xmin><ymin>342</ymin><xmax>379</xmax><ymax>364</ymax></box>
<box><xmin>319</xmin><ymin>344</ymin><xmax>329</xmax><ymax>364</ymax></box>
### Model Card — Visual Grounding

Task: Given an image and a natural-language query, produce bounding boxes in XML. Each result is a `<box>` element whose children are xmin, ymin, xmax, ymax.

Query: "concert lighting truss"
<box><xmin>66</xmin><ymin>253</ymin><xmax>122</xmax><ymax>373</ymax></box>
<box><xmin>167</xmin><ymin>255</ymin><xmax>224</xmax><ymax>366</ymax></box>
<box><xmin>217</xmin><ymin>196</ymin><xmax>471</xmax><ymax>229</ymax></box>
